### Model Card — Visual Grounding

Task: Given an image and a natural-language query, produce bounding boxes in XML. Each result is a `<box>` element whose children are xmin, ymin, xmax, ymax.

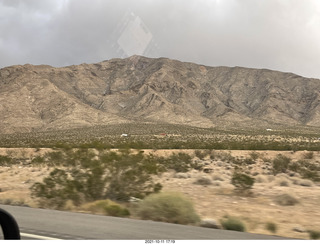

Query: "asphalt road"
<box><xmin>0</xmin><ymin>204</ymin><xmax>291</xmax><ymax>240</ymax></box>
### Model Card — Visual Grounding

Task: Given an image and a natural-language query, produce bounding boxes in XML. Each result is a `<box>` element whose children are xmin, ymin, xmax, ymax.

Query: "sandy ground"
<box><xmin>0</xmin><ymin>148</ymin><xmax>319</xmax><ymax>239</ymax></box>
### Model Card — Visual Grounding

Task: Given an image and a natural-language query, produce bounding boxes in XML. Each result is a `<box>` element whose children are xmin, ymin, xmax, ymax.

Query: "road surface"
<box><xmin>0</xmin><ymin>204</ymin><xmax>291</xmax><ymax>240</ymax></box>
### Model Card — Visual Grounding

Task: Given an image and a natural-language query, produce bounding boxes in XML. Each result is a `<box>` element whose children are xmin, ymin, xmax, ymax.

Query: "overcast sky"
<box><xmin>1</xmin><ymin>0</ymin><xmax>320</xmax><ymax>79</ymax></box>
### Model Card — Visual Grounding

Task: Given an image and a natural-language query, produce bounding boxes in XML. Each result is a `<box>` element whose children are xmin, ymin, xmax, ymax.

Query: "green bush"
<box><xmin>231</xmin><ymin>172</ymin><xmax>255</xmax><ymax>193</ymax></box>
<box><xmin>31</xmin><ymin>150</ymin><xmax>164</xmax><ymax>208</ymax></box>
<box><xmin>221</xmin><ymin>216</ymin><xmax>246</xmax><ymax>232</ymax></box>
<box><xmin>31</xmin><ymin>155</ymin><xmax>45</xmax><ymax>164</ymax></box>
<box><xmin>0</xmin><ymin>155</ymin><xmax>12</xmax><ymax>165</ymax></box>
<box><xmin>272</xmin><ymin>154</ymin><xmax>291</xmax><ymax>174</ymax></box>
<box><xmin>81</xmin><ymin>199</ymin><xmax>130</xmax><ymax>217</ymax></box>
<box><xmin>135</xmin><ymin>192</ymin><xmax>200</xmax><ymax>225</ymax></box>
<box><xmin>249</xmin><ymin>151</ymin><xmax>260</xmax><ymax>161</ymax></box>
<box><xmin>104</xmin><ymin>204</ymin><xmax>130</xmax><ymax>217</ymax></box>
<box><xmin>195</xmin><ymin>150</ymin><xmax>210</xmax><ymax>160</ymax></box>
<box><xmin>265</xmin><ymin>222</ymin><xmax>277</xmax><ymax>233</ymax></box>
<box><xmin>288</xmin><ymin>160</ymin><xmax>320</xmax><ymax>182</ymax></box>
<box><xmin>162</xmin><ymin>153</ymin><xmax>201</xmax><ymax>172</ymax></box>
<box><xmin>308</xmin><ymin>230</ymin><xmax>320</xmax><ymax>240</ymax></box>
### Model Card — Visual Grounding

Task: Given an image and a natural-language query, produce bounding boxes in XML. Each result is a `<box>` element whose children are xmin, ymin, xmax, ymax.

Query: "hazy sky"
<box><xmin>1</xmin><ymin>0</ymin><xmax>320</xmax><ymax>79</ymax></box>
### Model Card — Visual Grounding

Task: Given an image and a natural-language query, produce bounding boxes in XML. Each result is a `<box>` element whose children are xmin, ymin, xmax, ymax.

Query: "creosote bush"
<box><xmin>288</xmin><ymin>159</ymin><xmax>320</xmax><ymax>182</ymax></box>
<box><xmin>135</xmin><ymin>192</ymin><xmax>200</xmax><ymax>225</ymax></box>
<box><xmin>249</xmin><ymin>151</ymin><xmax>260</xmax><ymax>161</ymax></box>
<box><xmin>272</xmin><ymin>154</ymin><xmax>291</xmax><ymax>175</ymax></box>
<box><xmin>193</xmin><ymin>176</ymin><xmax>212</xmax><ymax>186</ymax></box>
<box><xmin>265</xmin><ymin>222</ymin><xmax>277</xmax><ymax>233</ymax></box>
<box><xmin>80</xmin><ymin>199</ymin><xmax>130</xmax><ymax>217</ymax></box>
<box><xmin>0</xmin><ymin>155</ymin><xmax>13</xmax><ymax>165</ymax></box>
<box><xmin>162</xmin><ymin>153</ymin><xmax>202</xmax><ymax>172</ymax></box>
<box><xmin>31</xmin><ymin>149</ymin><xmax>165</xmax><ymax>209</ymax></box>
<box><xmin>303</xmin><ymin>151</ymin><xmax>314</xmax><ymax>160</ymax></box>
<box><xmin>195</xmin><ymin>150</ymin><xmax>211</xmax><ymax>160</ymax></box>
<box><xmin>220</xmin><ymin>216</ymin><xmax>246</xmax><ymax>232</ymax></box>
<box><xmin>308</xmin><ymin>230</ymin><xmax>320</xmax><ymax>240</ymax></box>
<box><xmin>231</xmin><ymin>171</ymin><xmax>255</xmax><ymax>194</ymax></box>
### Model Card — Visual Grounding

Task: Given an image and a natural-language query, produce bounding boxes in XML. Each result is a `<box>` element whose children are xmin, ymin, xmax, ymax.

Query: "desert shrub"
<box><xmin>249</xmin><ymin>151</ymin><xmax>260</xmax><ymax>161</ymax></box>
<box><xmin>104</xmin><ymin>204</ymin><xmax>130</xmax><ymax>217</ymax></box>
<box><xmin>231</xmin><ymin>171</ymin><xmax>255</xmax><ymax>194</ymax></box>
<box><xmin>216</xmin><ymin>151</ymin><xmax>234</xmax><ymax>162</ymax></box>
<box><xmin>261</xmin><ymin>156</ymin><xmax>271</xmax><ymax>163</ymax></box>
<box><xmin>31</xmin><ymin>168</ymin><xmax>83</xmax><ymax>209</ymax></box>
<box><xmin>242</xmin><ymin>157</ymin><xmax>256</xmax><ymax>165</ymax></box>
<box><xmin>81</xmin><ymin>199</ymin><xmax>112</xmax><ymax>213</ymax></box>
<box><xmin>289</xmin><ymin>160</ymin><xmax>320</xmax><ymax>182</ymax></box>
<box><xmin>220</xmin><ymin>216</ymin><xmax>246</xmax><ymax>232</ymax></box>
<box><xmin>303</xmin><ymin>151</ymin><xmax>314</xmax><ymax>160</ymax></box>
<box><xmin>275</xmin><ymin>177</ymin><xmax>290</xmax><ymax>187</ymax></box>
<box><xmin>31</xmin><ymin>155</ymin><xmax>45</xmax><ymax>164</ymax></box>
<box><xmin>209</xmin><ymin>150</ymin><xmax>217</xmax><ymax>160</ymax></box>
<box><xmin>254</xmin><ymin>175</ymin><xmax>265</xmax><ymax>183</ymax></box>
<box><xmin>46</xmin><ymin>151</ymin><xmax>65</xmax><ymax>164</ymax></box>
<box><xmin>288</xmin><ymin>161</ymin><xmax>301</xmax><ymax>172</ymax></box>
<box><xmin>300</xmin><ymin>167</ymin><xmax>320</xmax><ymax>182</ymax></box>
<box><xmin>135</xmin><ymin>192</ymin><xmax>200</xmax><ymax>225</ymax></box>
<box><xmin>31</xmin><ymin>150</ymin><xmax>164</xmax><ymax>208</ymax></box>
<box><xmin>272</xmin><ymin>154</ymin><xmax>291</xmax><ymax>175</ymax></box>
<box><xmin>195</xmin><ymin>150</ymin><xmax>210</xmax><ymax>160</ymax></box>
<box><xmin>0</xmin><ymin>198</ymin><xmax>26</xmax><ymax>206</ymax></box>
<box><xmin>265</xmin><ymin>222</ymin><xmax>277</xmax><ymax>233</ymax></box>
<box><xmin>299</xmin><ymin>179</ymin><xmax>313</xmax><ymax>187</ymax></box>
<box><xmin>274</xmin><ymin>193</ymin><xmax>299</xmax><ymax>206</ymax></box>
<box><xmin>174</xmin><ymin>172</ymin><xmax>190</xmax><ymax>179</ymax></box>
<box><xmin>162</xmin><ymin>153</ymin><xmax>201</xmax><ymax>172</ymax></box>
<box><xmin>308</xmin><ymin>230</ymin><xmax>320</xmax><ymax>240</ymax></box>
<box><xmin>80</xmin><ymin>199</ymin><xmax>130</xmax><ymax>217</ymax></box>
<box><xmin>212</xmin><ymin>174</ymin><xmax>225</xmax><ymax>181</ymax></box>
<box><xmin>0</xmin><ymin>155</ymin><xmax>12</xmax><ymax>165</ymax></box>
<box><xmin>193</xmin><ymin>176</ymin><xmax>212</xmax><ymax>186</ymax></box>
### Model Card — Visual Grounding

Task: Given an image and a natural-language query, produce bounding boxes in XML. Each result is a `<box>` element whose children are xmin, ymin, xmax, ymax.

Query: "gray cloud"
<box><xmin>0</xmin><ymin>0</ymin><xmax>320</xmax><ymax>78</ymax></box>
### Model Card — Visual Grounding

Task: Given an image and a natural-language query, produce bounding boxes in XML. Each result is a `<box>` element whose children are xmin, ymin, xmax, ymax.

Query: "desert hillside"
<box><xmin>1</xmin><ymin>56</ymin><xmax>320</xmax><ymax>134</ymax></box>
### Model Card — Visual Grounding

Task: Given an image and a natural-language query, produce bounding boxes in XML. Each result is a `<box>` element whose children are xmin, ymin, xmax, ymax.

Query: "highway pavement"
<box><xmin>0</xmin><ymin>204</ymin><xmax>292</xmax><ymax>240</ymax></box>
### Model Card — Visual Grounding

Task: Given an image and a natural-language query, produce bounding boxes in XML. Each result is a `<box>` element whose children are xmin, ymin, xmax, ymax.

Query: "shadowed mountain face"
<box><xmin>0</xmin><ymin>55</ymin><xmax>319</xmax><ymax>134</ymax></box>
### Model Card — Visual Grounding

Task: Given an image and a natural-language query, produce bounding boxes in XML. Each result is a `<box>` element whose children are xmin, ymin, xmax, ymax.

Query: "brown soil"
<box><xmin>0</xmin><ymin>148</ymin><xmax>319</xmax><ymax>239</ymax></box>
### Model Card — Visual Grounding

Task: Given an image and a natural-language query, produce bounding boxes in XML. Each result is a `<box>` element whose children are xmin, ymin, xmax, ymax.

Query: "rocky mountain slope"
<box><xmin>0</xmin><ymin>55</ymin><xmax>319</xmax><ymax>134</ymax></box>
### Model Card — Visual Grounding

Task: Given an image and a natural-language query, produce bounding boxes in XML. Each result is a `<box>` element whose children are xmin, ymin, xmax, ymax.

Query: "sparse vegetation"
<box><xmin>1</xmin><ymin>123</ymin><xmax>320</xmax><ymax>151</ymax></box>
<box><xmin>274</xmin><ymin>193</ymin><xmax>299</xmax><ymax>206</ymax></box>
<box><xmin>135</xmin><ymin>192</ymin><xmax>200</xmax><ymax>225</ymax></box>
<box><xmin>0</xmin><ymin>141</ymin><xmax>319</xmax><ymax>240</ymax></box>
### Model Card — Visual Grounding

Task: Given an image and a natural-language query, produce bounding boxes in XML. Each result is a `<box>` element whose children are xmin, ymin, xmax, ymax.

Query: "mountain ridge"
<box><xmin>1</xmin><ymin>55</ymin><xmax>319</xmax><ymax>134</ymax></box>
